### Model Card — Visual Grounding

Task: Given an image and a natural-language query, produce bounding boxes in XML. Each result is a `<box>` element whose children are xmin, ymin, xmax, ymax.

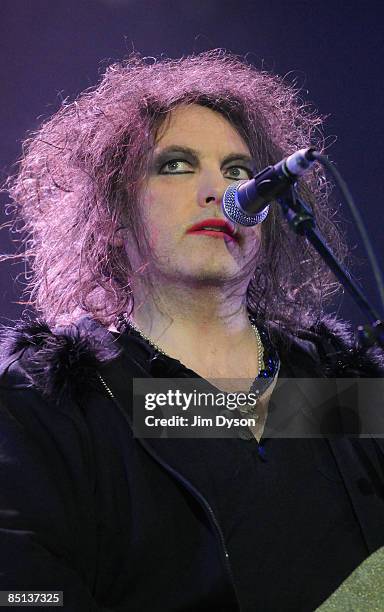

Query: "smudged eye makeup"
<box><xmin>159</xmin><ymin>159</ymin><xmax>194</xmax><ymax>174</ymax></box>
<box><xmin>159</xmin><ymin>159</ymin><xmax>253</xmax><ymax>180</ymax></box>
<box><xmin>154</xmin><ymin>146</ymin><xmax>255</xmax><ymax>180</ymax></box>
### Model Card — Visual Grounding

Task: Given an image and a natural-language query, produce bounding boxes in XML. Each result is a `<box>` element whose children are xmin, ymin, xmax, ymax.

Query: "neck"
<box><xmin>125</xmin><ymin>277</ymin><xmax>260</xmax><ymax>380</ymax></box>
<box><xmin>135</xmin><ymin>278</ymin><xmax>251</xmax><ymax>336</ymax></box>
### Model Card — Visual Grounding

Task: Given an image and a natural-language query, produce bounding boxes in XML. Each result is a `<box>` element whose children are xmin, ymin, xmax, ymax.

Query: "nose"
<box><xmin>197</xmin><ymin>170</ymin><xmax>227</xmax><ymax>209</ymax></box>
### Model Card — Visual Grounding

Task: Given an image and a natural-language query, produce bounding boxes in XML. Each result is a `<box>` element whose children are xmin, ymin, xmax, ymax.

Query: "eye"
<box><xmin>159</xmin><ymin>159</ymin><xmax>193</xmax><ymax>174</ymax></box>
<box><xmin>225</xmin><ymin>166</ymin><xmax>253</xmax><ymax>180</ymax></box>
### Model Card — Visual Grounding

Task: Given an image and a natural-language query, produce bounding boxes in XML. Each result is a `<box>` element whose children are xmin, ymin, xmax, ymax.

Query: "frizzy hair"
<box><xmin>3</xmin><ymin>49</ymin><xmax>348</xmax><ymax>332</ymax></box>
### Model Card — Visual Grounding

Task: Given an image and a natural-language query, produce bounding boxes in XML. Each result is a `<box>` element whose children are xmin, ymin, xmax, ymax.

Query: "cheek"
<box><xmin>141</xmin><ymin>190</ymin><xmax>162</xmax><ymax>247</ymax></box>
<box><xmin>253</xmin><ymin>226</ymin><xmax>262</xmax><ymax>252</ymax></box>
<box><xmin>141</xmin><ymin>181</ymin><xmax>188</xmax><ymax>250</ymax></box>
<box><xmin>141</xmin><ymin>193</ymin><xmax>178</xmax><ymax>253</ymax></box>
<box><xmin>148</xmin><ymin>226</ymin><xmax>161</xmax><ymax>249</ymax></box>
<box><xmin>244</xmin><ymin>225</ymin><xmax>262</xmax><ymax>253</ymax></box>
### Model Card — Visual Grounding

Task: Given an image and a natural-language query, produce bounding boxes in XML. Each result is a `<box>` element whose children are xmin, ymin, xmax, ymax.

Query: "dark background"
<box><xmin>1</xmin><ymin>0</ymin><xmax>383</xmax><ymax>329</ymax></box>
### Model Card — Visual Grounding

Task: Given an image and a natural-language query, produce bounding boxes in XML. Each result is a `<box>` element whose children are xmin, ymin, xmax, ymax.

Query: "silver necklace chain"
<box><xmin>113</xmin><ymin>314</ymin><xmax>280</xmax><ymax>428</ymax></box>
<box><xmin>124</xmin><ymin>317</ymin><xmax>266</xmax><ymax>376</ymax></box>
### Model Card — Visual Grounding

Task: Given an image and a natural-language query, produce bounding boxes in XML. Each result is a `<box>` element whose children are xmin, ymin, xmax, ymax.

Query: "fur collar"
<box><xmin>0</xmin><ymin>314</ymin><xmax>382</xmax><ymax>406</ymax></box>
<box><xmin>0</xmin><ymin>316</ymin><xmax>122</xmax><ymax>405</ymax></box>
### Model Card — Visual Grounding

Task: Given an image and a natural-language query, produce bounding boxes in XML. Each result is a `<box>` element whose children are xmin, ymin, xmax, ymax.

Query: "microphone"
<box><xmin>222</xmin><ymin>147</ymin><xmax>317</xmax><ymax>226</ymax></box>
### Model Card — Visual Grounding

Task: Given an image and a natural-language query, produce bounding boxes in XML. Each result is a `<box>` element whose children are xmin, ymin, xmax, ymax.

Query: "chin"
<box><xmin>154</xmin><ymin>252</ymin><xmax>249</xmax><ymax>284</ymax></box>
<box><xmin>177</xmin><ymin>263</ymin><xmax>242</xmax><ymax>285</ymax></box>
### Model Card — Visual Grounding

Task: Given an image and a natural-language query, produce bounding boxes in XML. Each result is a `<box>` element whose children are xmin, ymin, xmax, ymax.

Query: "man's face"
<box><xmin>132</xmin><ymin>104</ymin><xmax>262</xmax><ymax>288</ymax></box>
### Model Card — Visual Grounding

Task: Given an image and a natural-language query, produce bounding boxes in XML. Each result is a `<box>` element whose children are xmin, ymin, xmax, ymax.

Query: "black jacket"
<box><xmin>0</xmin><ymin>315</ymin><xmax>383</xmax><ymax>611</ymax></box>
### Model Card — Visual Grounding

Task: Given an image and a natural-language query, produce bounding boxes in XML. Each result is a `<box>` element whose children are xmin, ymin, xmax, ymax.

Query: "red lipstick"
<box><xmin>186</xmin><ymin>218</ymin><xmax>237</xmax><ymax>241</ymax></box>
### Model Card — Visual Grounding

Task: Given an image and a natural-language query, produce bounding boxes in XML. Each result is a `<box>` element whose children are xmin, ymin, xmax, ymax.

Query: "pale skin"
<box><xmin>112</xmin><ymin>104</ymin><xmax>274</xmax><ymax>440</ymax></box>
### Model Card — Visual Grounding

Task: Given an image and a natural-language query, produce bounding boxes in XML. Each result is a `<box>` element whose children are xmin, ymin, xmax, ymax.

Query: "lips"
<box><xmin>186</xmin><ymin>218</ymin><xmax>237</xmax><ymax>239</ymax></box>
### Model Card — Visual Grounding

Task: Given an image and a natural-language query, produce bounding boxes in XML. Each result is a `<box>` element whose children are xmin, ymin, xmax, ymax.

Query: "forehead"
<box><xmin>154</xmin><ymin>104</ymin><xmax>250</xmax><ymax>154</ymax></box>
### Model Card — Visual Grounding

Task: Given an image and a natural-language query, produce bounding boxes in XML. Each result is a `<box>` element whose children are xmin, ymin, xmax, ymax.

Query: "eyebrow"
<box><xmin>153</xmin><ymin>145</ymin><xmax>256</xmax><ymax>169</ymax></box>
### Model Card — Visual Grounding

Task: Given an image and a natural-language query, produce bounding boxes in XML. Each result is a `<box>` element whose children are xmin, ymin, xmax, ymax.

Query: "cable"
<box><xmin>310</xmin><ymin>151</ymin><xmax>384</xmax><ymax>317</ymax></box>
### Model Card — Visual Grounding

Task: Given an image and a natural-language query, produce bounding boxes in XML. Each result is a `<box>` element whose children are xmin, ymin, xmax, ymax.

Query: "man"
<box><xmin>1</xmin><ymin>50</ymin><xmax>383</xmax><ymax>611</ymax></box>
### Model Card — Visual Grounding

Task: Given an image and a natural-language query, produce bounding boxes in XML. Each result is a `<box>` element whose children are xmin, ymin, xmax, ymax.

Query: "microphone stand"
<box><xmin>278</xmin><ymin>187</ymin><xmax>384</xmax><ymax>350</ymax></box>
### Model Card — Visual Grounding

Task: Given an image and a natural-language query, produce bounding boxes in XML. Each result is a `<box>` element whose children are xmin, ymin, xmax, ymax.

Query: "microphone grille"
<box><xmin>222</xmin><ymin>183</ymin><xmax>270</xmax><ymax>227</ymax></box>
